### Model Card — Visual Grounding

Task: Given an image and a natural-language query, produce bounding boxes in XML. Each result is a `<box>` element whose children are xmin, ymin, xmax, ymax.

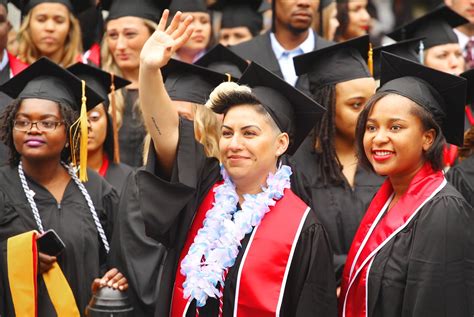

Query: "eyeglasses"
<box><xmin>13</xmin><ymin>120</ymin><xmax>64</xmax><ymax>132</ymax></box>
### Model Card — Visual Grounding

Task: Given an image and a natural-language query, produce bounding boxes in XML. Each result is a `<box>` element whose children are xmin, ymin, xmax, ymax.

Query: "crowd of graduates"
<box><xmin>0</xmin><ymin>0</ymin><xmax>473</xmax><ymax>316</ymax></box>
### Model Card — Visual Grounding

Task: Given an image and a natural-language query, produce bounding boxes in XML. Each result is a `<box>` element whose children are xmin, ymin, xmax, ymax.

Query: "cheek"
<box><xmin>106</xmin><ymin>37</ymin><xmax>117</xmax><ymax>53</ymax></box>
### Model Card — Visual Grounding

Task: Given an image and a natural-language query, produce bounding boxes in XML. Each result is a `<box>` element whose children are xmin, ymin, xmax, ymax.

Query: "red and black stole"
<box><xmin>339</xmin><ymin>163</ymin><xmax>446</xmax><ymax>317</ymax></box>
<box><xmin>170</xmin><ymin>182</ymin><xmax>311</xmax><ymax>317</ymax></box>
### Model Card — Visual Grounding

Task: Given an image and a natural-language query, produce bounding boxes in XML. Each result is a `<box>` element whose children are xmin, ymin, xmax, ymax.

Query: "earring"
<box><xmin>65</xmin><ymin>143</ymin><xmax>69</xmax><ymax>148</ymax></box>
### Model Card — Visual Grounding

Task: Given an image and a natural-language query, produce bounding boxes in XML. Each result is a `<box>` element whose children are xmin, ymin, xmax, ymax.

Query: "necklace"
<box><xmin>181</xmin><ymin>164</ymin><xmax>292</xmax><ymax>307</ymax></box>
<box><xmin>17</xmin><ymin>161</ymin><xmax>110</xmax><ymax>253</ymax></box>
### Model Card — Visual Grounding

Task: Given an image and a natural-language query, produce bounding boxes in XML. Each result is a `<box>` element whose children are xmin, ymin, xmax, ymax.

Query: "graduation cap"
<box><xmin>104</xmin><ymin>0</ymin><xmax>168</xmax><ymax>23</ymax></box>
<box><xmin>460</xmin><ymin>69</ymin><xmax>474</xmax><ymax>106</ymax></box>
<box><xmin>378</xmin><ymin>51</ymin><xmax>467</xmax><ymax>146</ymax></box>
<box><xmin>163</xmin><ymin>58</ymin><xmax>231</xmax><ymax>105</ymax></box>
<box><xmin>13</xmin><ymin>0</ymin><xmax>95</xmax><ymax>16</ymax></box>
<box><xmin>0</xmin><ymin>57</ymin><xmax>104</xmax><ymax>181</ymax></box>
<box><xmin>386</xmin><ymin>6</ymin><xmax>468</xmax><ymax>49</ymax></box>
<box><xmin>67</xmin><ymin>62</ymin><xmax>130</xmax><ymax>163</ymax></box>
<box><xmin>293</xmin><ymin>35</ymin><xmax>372</xmax><ymax>90</ymax></box>
<box><xmin>194</xmin><ymin>44</ymin><xmax>248</xmax><ymax>78</ymax></box>
<box><xmin>211</xmin><ymin>0</ymin><xmax>263</xmax><ymax>36</ymax></box>
<box><xmin>169</xmin><ymin>0</ymin><xmax>207</xmax><ymax>13</ymax></box>
<box><xmin>213</xmin><ymin>62</ymin><xmax>326</xmax><ymax>155</ymax></box>
<box><xmin>372</xmin><ymin>38</ymin><xmax>423</xmax><ymax>80</ymax></box>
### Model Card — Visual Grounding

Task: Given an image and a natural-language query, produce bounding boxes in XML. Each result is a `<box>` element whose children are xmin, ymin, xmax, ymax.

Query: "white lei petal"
<box><xmin>180</xmin><ymin>164</ymin><xmax>292</xmax><ymax>307</ymax></box>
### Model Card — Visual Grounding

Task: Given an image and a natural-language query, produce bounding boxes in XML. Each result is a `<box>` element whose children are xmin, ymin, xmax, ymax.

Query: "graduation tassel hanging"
<box><xmin>419</xmin><ymin>40</ymin><xmax>425</xmax><ymax>65</ymax></box>
<box><xmin>368</xmin><ymin>43</ymin><xmax>374</xmax><ymax>76</ymax></box>
<box><xmin>225</xmin><ymin>73</ymin><xmax>232</xmax><ymax>82</ymax></box>
<box><xmin>110</xmin><ymin>73</ymin><xmax>120</xmax><ymax>164</ymax></box>
<box><xmin>69</xmin><ymin>80</ymin><xmax>89</xmax><ymax>182</ymax></box>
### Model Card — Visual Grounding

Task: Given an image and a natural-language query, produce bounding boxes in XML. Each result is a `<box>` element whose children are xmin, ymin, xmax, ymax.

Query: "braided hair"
<box><xmin>310</xmin><ymin>83</ymin><xmax>345</xmax><ymax>186</ymax></box>
<box><xmin>0</xmin><ymin>99</ymin><xmax>78</xmax><ymax>166</ymax></box>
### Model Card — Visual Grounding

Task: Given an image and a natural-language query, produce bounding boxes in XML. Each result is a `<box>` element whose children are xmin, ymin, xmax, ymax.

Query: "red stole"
<box><xmin>339</xmin><ymin>163</ymin><xmax>446</xmax><ymax>317</ymax></box>
<box><xmin>98</xmin><ymin>154</ymin><xmax>110</xmax><ymax>177</ymax></box>
<box><xmin>443</xmin><ymin>144</ymin><xmax>458</xmax><ymax>168</ymax></box>
<box><xmin>466</xmin><ymin>105</ymin><xmax>474</xmax><ymax>126</ymax></box>
<box><xmin>7</xmin><ymin>52</ymin><xmax>28</xmax><ymax>76</ymax></box>
<box><xmin>170</xmin><ymin>183</ymin><xmax>310</xmax><ymax>317</ymax></box>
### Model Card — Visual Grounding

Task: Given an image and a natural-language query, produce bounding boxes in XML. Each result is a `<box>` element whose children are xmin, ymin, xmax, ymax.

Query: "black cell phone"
<box><xmin>37</xmin><ymin>229</ymin><xmax>66</xmax><ymax>257</ymax></box>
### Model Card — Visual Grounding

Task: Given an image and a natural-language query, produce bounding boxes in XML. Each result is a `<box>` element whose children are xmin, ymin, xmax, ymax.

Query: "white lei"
<box><xmin>180</xmin><ymin>164</ymin><xmax>292</xmax><ymax>307</ymax></box>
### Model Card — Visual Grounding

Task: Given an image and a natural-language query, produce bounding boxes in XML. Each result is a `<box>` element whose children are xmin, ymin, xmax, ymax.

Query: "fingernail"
<box><xmin>119</xmin><ymin>286</ymin><xmax>123</xmax><ymax>290</ymax></box>
<box><xmin>107</xmin><ymin>281</ymin><xmax>113</xmax><ymax>287</ymax></box>
<box><xmin>113</xmin><ymin>283</ymin><xmax>118</xmax><ymax>288</ymax></box>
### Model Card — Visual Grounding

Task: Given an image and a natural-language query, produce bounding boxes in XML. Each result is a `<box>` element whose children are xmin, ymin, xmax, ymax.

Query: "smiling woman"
<box><xmin>334</xmin><ymin>0</ymin><xmax>371</xmax><ymax>42</ymax></box>
<box><xmin>17</xmin><ymin>0</ymin><xmax>85</xmax><ymax>67</ymax></box>
<box><xmin>339</xmin><ymin>52</ymin><xmax>474</xmax><ymax>317</ymax></box>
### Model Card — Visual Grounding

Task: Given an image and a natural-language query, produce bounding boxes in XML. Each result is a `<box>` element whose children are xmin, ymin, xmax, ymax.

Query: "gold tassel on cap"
<box><xmin>368</xmin><ymin>43</ymin><xmax>374</xmax><ymax>76</ymax></box>
<box><xmin>110</xmin><ymin>73</ymin><xmax>120</xmax><ymax>164</ymax></box>
<box><xmin>225</xmin><ymin>73</ymin><xmax>232</xmax><ymax>82</ymax></box>
<box><xmin>69</xmin><ymin>80</ymin><xmax>89</xmax><ymax>182</ymax></box>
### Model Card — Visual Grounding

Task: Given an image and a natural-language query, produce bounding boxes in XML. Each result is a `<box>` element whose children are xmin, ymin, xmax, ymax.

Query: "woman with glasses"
<box><xmin>0</xmin><ymin>58</ymin><xmax>126</xmax><ymax>316</ymax></box>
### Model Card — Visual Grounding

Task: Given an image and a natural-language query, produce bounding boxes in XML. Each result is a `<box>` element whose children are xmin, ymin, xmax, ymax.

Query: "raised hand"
<box><xmin>140</xmin><ymin>9</ymin><xmax>194</xmax><ymax>69</ymax></box>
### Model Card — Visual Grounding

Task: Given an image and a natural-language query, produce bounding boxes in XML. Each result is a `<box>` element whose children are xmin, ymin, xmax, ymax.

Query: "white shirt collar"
<box><xmin>270</xmin><ymin>29</ymin><xmax>315</xmax><ymax>59</ymax></box>
<box><xmin>454</xmin><ymin>28</ymin><xmax>470</xmax><ymax>50</ymax></box>
<box><xmin>0</xmin><ymin>49</ymin><xmax>8</xmax><ymax>71</ymax></box>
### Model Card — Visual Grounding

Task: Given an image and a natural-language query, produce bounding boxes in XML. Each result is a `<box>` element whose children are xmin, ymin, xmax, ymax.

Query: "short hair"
<box><xmin>0</xmin><ymin>99</ymin><xmax>78</xmax><ymax>166</ymax></box>
<box><xmin>205</xmin><ymin>81</ymin><xmax>282</xmax><ymax>136</ymax></box>
<box><xmin>355</xmin><ymin>92</ymin><xmax>446</xmax><ymax>172</ymax></box>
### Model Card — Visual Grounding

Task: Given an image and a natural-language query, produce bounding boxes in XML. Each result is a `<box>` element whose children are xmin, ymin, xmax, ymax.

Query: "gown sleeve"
<box><xmin>136</xmin><ymin>118</ymin><xmax>220</xmax><ymax>246</ymax></box>
<box><xmin>281</xmin><ymin>218</ymin><xmax>338</xmax><ymax>317</ymax></box>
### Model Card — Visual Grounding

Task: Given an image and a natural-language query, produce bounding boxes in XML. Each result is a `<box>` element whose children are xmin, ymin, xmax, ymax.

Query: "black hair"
<box><xmin>355</xmin><ymin>92</ymin><xmax>446</xmax><ymax>172</ymax></box>
<box><xmin>0</xmin><ymin>99</ymin><xmax>78</xmax><ymax>166</ymax></box>
<box><xmin>334</xmin><ymin>2</ymin><xmax>349</xmax><ymax>42</ymax></box>
<box><xmin>309</xmin><ymin>83</ymin><xmax>346</xmax><ymax>185</ymax></box>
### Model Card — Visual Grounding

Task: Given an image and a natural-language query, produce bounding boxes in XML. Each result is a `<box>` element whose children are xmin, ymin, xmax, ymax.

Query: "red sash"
<box><xmin>170</xmin><ymin>184</ymin><xmax>310</xmax><ymax>317</ymax></box>
<box><xmin>339</xmin><ymin>163</ymin><xmax>446</xmax><ymax>317</ymax></box>
<box><xmin>98</xmin><ymin>154</ymin><xmax>110</xmax><ymax>177</ymax></box>
<box><xmin>443</xmin><ymin>144</ymin><xmax>458</xmax><ymax>167</ymax></box>
<box><xmin>466</xmin><ymin>105</ymin><xmax>474</xmax><ymax>126</ymax></box>
<box><xmin>8</xmin><ymin>52</ymin><xmax>28</xmax><ymax>76</ymax></box>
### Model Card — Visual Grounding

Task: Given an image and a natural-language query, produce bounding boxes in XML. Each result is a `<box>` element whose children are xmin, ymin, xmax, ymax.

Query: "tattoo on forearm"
<box><xmin>151</xmin><ymin>117</ymin><xmax>162</xmax><ymax>135</ymax></box>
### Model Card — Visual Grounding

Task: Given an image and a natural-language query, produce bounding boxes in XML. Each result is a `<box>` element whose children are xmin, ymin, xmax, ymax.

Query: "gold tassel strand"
<box><xmin>110</xmin><ymin>73</ymin><xmax>120</xmax><ymax>164</ymax></box>
<box><xmin>368</xmin><ymin>42</ymin><xmax>374</xmax><ymax>76</ymax></box>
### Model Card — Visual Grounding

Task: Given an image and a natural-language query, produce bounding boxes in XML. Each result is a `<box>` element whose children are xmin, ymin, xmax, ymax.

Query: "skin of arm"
<box><xmin>139</xmin><ymin>10</ymin><xmax>194</xmax><ymax>174</ymax></box>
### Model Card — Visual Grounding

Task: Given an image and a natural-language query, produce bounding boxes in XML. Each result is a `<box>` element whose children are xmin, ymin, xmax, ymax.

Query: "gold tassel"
<box><xmin>225</xmin><ymin>73</ymin><xmax>231</xmax><ymax>82</ymax></box>
<box><xmin>69</xmin><ymin>80</ymin><xmax>88</xmax><ymax>182</ymax></box>
<box><xmin>368</xmin><ymin>43</ymin><xmax>374</xmax><ymax>76</ymax></box>
<box><xmin>110</xmin><ymin>73</ymin><xmax>120</xmax><ymax>164</ymax></box>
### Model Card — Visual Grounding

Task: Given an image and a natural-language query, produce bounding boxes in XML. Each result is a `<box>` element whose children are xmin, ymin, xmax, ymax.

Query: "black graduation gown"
<box><xmin>118</xmin><ymin>89</ymin><xmax>147</xmax><ymax>168</ymax></box>
<box><xmin>104</xmin><ymin>162</ymin><xmax>133</xmax><ymax>195</ymax></box>
<box><xmin>366</xmin><ymin>184</ymin><xmax>474</xmax><ymax>316</ymax></box>
<box><xmin>0</xmin><ymin>61</ymin><xmax>13</xmax><ymax>167</ymax></box>
<box><xmin>229</xmin><ymin>31</ymin><xmax>333</xmax><ymax>96</ymax></box>
<box><xmin>446</xmin><ymin>155</ymin><xmax>474</xmax><ymax>206</ymax></box>
<box><xmin>0</xmin><ymin>166</ymin><xmax>118</xmax><ymax>317</ymax></box>
<box><xmin>123</xmin><ymin>118</ymin><xmax>337</xmax><ymax>316</ymax></box>
<box><xmin>293</xmin><ymin>136</ymin><xmax>384</xmax><ymax>284</ymax></box>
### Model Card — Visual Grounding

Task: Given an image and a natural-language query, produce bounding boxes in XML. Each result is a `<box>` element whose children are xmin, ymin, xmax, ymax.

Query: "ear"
<box><xmin>275</xmin><ymin>132</ymin><xmax>289</xmax><ymax>157</ymax></box>
<box><xmin>422</xmin><ymin>128</ymin><xmax>435</xmax><ymax>152</ymax></box>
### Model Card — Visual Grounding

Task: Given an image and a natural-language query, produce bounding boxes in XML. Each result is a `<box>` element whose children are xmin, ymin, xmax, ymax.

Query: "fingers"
<box><xmin>97</xmin><ymin>268</ymin><xmax>129</xmax><ymax>291</ymax></box>
<box><xmin>174</xmin><ymin>23</ymin><xmax>195</xmax><ymax>51</ymax></box>
<box><xmin>157</xmin><ymin>9</ymin><xmax>169</xmax><ymax>32</ymax></box>
<box><xmin>38</xmin><ymin>252</ymin><xmax>56</xmax><ymax>274</ymax></box>
<box><xmin>171</xmin><ymin>15</ymin><xmax>194</xmax><ymax>41</ymax></box>
<box><xmin>91</xmin><ymin>278</ymin><xmax>101</xmax><ymax>294</ymax></box>
<box><xmin>166</xmin><ymin>11</ymin><xmax>182</xmax><ymax>35</ymax></box>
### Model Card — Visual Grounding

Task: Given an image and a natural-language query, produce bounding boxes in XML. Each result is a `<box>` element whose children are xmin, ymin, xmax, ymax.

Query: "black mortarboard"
<box><xmin>67</xmin><ymin>62</ymin><xmax>130</xmax><ymax>164</ymax></box>
<box><xmin>104</xmin><ymin>0</ymin><xmax>168</xmax><ymax>23</ymax></box>
<box><xmin>14</xmin><ymin>0</ymin><xmax>95</xmax><ymax>16</ymax></box>
<box><xmin>194</xmin><ymin>44</ymin><xmax>248</xmax><ymax>78</ymax></box>
<box><xmin>378</xmin><ymin>52</ymin><xmax>467</xmax><ymax>146</ymax></box>
<box><xmin>214</xmin><ymin>62</ymin><xmax>326</xmax><ymax>155</ymax></box>
<box><xmin>293</xmin><ymin>35</ymin><xmax>371</xmax><ymax>90</ymax></box>
<box><xmin>169</xmin><ymin>0</ymin><xmax>207</xmax><ymax>13</ymax></box>
<box><xmin>163</xmin><ymin>58</ymin><xmax>230</xmax><ymax>104</ymax></box>
<box><xmin>211</xmin><ymin>0</ymin><xmax>263</xmax><ymax>36</ymax></box>
<box><xmin>67</xmin><ymin>62</ymin><xmax>130</xmax><ymax>108</ymax></box>
<box><xmin>373</xmin><ymin>38</ymin><xmax>423</xmax><ymax>80</ymax></box>
<box><xmin>461</xmin><ymin>69</ymin><xmax>474</xmax><ymax>106</ymax></box>
<box><xmin>386</xmin><ymin>6</ymin><xmax>468</xmax><ymax>49</ymax></box>
<box><xmin>0</xmin><ymin>57</ymin><xmax>103</xmax><ymax>110</ymax></box>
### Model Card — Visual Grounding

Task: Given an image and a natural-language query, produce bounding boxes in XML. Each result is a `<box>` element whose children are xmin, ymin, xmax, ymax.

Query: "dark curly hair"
<box><xmin>0</xmin><ymin>99</ymin><xmax>78</xmax><ymax>166</ymax></box>
<box><xmin>355</xmin><ymin>92</ymin><xmax>446</xmax><ymax>172</ymax></box>
<box><xmin>309</xmin><ymin>83</ymin><xmax>346</xmax><ymax>186</ymax></box>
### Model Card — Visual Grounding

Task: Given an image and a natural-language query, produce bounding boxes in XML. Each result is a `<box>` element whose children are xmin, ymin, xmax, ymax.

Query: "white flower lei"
<box><xmin>180</xmin><ymin>164</ymin><xmax>292</xmax><ymax>307</ymax></box>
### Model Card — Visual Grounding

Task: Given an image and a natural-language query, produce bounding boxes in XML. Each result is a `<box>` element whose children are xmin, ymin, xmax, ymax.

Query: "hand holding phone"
<box><xmin>37</xmin><ymin>229</ymin><xmax>66</xmax><ymax>257</ymax></box>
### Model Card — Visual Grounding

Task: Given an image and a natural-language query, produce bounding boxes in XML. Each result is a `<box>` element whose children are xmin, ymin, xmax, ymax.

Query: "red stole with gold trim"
<box><xmin>339</xmin><ymin>163</ymin><xmax>446</xmax><ymax>317</ymax></box>
<box><xmin>170</xmin><ymin>183</ymin><xmax>310</xmax><ymax>317</ymax></box>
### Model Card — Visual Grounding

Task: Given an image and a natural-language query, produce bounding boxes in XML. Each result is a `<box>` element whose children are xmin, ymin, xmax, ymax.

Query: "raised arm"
<box><xmin>139</xmin><ymin>10</ymin><xmax>194</xmax><ymax>175</ymax></box>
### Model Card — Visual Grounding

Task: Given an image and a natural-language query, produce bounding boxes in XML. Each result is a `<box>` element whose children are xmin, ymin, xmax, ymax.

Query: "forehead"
<box><xmin>369</xmin><ymin>94</ymin><xmax>415</xmax><ymax>118</ymax></box>
<box><xmin>17</xmin><ymin>98</ymin><xmax>61</xmax><ymax>116</ymax></box>
<box><xmin>31</xmin><ymin>2</ymin><xmax>69</xmax><ymax>15</ymax></box>
<box><xmin>223</xmin><ymin>104</ymin><xmax>268</xmax><ymax>126</ymax></box>
<box><xmin>106</xmin><ymin>16</ymin><xmax>147</xmax><ymax>31</ymax></box>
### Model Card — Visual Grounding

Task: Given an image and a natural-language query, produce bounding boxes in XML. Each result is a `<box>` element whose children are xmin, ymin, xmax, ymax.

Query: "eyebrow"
<box><xmin>16</xmin><ymin>113</ymin><xmax>60</xmax><ymax>119</ymax></box>
<box><xmin>222</xmin><ymin>125</ymin><xmax>262</xmax><ymax>131</ymax></box>
<box><xmin>367</xmin><ymin>117</ymin><xmax>407</xmax><ymax>123</ymax></box>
